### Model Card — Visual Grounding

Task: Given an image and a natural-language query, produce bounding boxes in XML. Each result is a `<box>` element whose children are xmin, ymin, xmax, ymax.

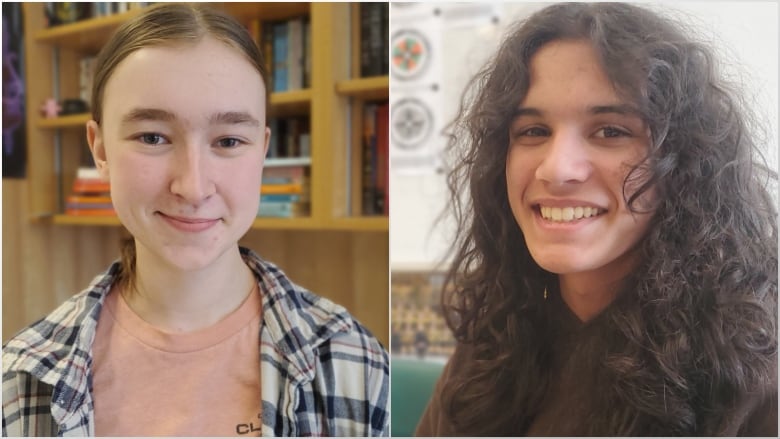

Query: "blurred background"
<box><xmin>388</xmin><ymin>2</ymin><xmax>778</xmax><ymax>435</ymax></box>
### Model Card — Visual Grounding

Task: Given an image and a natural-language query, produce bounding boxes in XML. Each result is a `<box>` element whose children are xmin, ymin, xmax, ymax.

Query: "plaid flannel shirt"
<box><xmin>2</xmin><ymin>247</ymin><xmax>389</xmax><ymax>436</ymax></box>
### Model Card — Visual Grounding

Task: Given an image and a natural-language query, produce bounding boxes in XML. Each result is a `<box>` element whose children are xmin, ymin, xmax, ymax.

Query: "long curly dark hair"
<box><xmin>439</xmin><ymin>3</ymin><xmax>777</xmax><ymax>435</ymax></box>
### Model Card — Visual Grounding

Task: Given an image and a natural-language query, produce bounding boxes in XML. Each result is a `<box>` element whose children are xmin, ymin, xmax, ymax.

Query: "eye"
<box><xmin>137</xmin><ymin>133</ymin><xmax>168</xmax><ymax>145</ymax></box>
<box><xmin>510</xmin><ymin>125</ymin><xmax>550</xmax><ymax>146</ymax></box>
<box><xmin>518</xmin><ymin>126</ymin><xmax>549</xmax><ymax>137</ymax></box>
<box><xmin>216</xmin><ymin>137</ymin><xmax>244</xmax><ymax>148</ymax></box>
<box><xmin>594</xmin><ymin>126</ymin><xmax>630</xmax><ymax>138</ymax></box>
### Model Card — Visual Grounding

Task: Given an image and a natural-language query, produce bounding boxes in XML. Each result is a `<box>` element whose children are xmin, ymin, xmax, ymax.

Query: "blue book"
<box><xmin>273</xmin><ymin>22</ymin><xmax>289</xmax><ymax>92</ymax></box>
<box><xmin>261</xmin><ymin>194</ymin><xmax>303</xmax><ymax>202</ymax></box>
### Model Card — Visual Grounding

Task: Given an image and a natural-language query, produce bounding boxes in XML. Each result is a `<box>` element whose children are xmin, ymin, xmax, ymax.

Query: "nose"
<box><xmin>169</xmin><ymin>145</ymin><xmax>216</xmax><ymax>205</ymax></box>
<box><xmin>534</xmin><ymin>129</ymin><xmax>592</xmax><ymax>186</ymax></box>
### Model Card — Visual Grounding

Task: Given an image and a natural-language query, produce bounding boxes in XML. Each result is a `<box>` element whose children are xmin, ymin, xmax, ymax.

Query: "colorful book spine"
<box><xmin>287</xmin><ymin>17</ymin><xmax>303</xmax><ymax>91</ymax></box>
<box><xmin>273</xmin><ymin>21</ymin><xmax>289</xmax><ymax>92</ymax></box>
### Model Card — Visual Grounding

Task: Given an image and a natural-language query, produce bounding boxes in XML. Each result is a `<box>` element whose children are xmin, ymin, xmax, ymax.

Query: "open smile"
<box><xmin>537</xmin><ymin>205</ymin><xmax>606</xmax><ymax>223</ymax></box>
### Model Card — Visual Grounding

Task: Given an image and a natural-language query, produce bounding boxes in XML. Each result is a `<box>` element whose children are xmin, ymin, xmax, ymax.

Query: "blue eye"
<box><xmin>138</xmin><ymin>133</ymin><xmax>166</xmax><ymax>145</ymax></box>
<box><xmin>217</xmin><ymin>137</ymin><xmax>243</xmax><ymax>148</ymax></box>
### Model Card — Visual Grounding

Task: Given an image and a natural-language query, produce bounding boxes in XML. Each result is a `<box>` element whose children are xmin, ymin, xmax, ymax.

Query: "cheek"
<box><xmin>505</xmin><ymin>149</ymin><xmax>534</xmax><ymax>198</ymax></box>
<box><xmin>106</xmin><ymin>151</ymin><xmax>162</xmax><ymax>200</ymax></box>
<box><xmin>222</xmin><ymin>154</ymin><xmax>264</xmax><ymax>202</ymax></box>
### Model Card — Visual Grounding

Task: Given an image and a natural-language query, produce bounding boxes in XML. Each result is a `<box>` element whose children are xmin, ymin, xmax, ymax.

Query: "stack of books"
<box><xmin>258</xmin><ymin>157</ymin><xmax>310</xmax><ymax>218</ymax></box>
<box><xmin>66</xmin><ymin>167</ymin><xmax>114</xmax><ymax>216</ymax></box>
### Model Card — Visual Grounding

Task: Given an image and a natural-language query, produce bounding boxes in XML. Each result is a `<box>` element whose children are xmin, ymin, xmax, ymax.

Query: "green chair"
<box><xmin>390</xmin><ymin>357</ymin><xmax>445</xmax><ymax>437</ymax></box>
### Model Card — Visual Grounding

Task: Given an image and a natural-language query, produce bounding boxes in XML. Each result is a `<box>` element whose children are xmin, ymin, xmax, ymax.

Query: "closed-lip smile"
<box><xmin>158</xmin><ymin>212</ymin><xmax>220</xmax><ymax>232</ymax></box>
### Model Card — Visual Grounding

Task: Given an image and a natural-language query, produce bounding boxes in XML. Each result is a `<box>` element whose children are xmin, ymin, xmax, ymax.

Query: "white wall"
<box><xmin>390</xmin><ymin>1</ymin><xmax>779</xmax><ymax>269</ymax></box>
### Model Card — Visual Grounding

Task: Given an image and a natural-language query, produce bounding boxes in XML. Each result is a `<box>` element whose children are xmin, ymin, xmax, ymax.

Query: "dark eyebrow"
<box><xmin>511</xmin><ymin>104</ymin><xmax>642</xmax><ymax>119</ymax></box>
<box><xmin>209</xmin><ymin>111</ymin><xmax>261</xmax><ymax>127</ymax></box>
<box><xmin>121</xmin><ymin>108</ymin><xmax>176</xmax><ymax>124</ymax></box>
<box><xmin>512</xmin><ymin>107</ymin><xmax>543</xmax><ymax>118</ymax></box>
<box><xmin>589</xmin><ymin>104</ymin><xmax>642</xmax><ymax>117</ymax></box>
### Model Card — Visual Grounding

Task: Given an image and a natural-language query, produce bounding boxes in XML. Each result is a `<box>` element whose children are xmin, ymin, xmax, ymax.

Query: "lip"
<box><xmin>158</xmin><ymin>212</ymin><xmax>220</xmax><ymax>232</ymax></box>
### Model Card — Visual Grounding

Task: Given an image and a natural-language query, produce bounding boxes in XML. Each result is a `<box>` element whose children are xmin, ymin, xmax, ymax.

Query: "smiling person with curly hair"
<box><xmin>416</xmin><ymin>3</ymin><xmax>777</xmax><ymax>436</ymax></box>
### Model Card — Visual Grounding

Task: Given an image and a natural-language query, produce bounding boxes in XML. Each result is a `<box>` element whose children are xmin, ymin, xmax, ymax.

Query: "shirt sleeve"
<box><xmin>2</xmin><ymin>370</ymin><xmax>58</xmax><ymax>437</ymax></box>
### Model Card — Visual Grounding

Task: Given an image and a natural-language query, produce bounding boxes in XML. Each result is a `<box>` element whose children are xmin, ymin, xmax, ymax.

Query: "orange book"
<box><xmin>260</xmin><ymin>183</ymin><xmax>305</xmax><ymax>194</ymax></box>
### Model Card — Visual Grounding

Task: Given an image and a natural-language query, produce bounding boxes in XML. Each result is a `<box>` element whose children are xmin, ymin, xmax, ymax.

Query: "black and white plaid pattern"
<box><xmin>3</xmin><ymin>247</ymin><xmax>389</xmax><ymax>436</ymax></box>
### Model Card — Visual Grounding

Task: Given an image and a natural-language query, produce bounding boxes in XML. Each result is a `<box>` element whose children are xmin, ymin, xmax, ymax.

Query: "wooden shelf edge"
<box><xmin>270</xmin><ymin>89</ymin><xmax>312</xmax><ymax>105</ymax></box>
<box><xmin>34</xmin><ymin>10</ymin><xmax>141</xmax><ymax>44</ymax></box>
<box><xmin>38</xmin><ymin>113</ymin><xmax>91</xmax><ymax>129</ymax></box>
<box><xmin>328</xmin><ymin>216</ymin><xmax>388</xmax><ymax>231</ymax></box>
<box><xmin>335</xmin><ymin>76</ymin><xmax>389</xmax><ymax>99</ymax></box>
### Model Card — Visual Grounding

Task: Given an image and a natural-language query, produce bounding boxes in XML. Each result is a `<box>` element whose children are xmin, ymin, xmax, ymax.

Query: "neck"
<box><xmin>124</xmin><ymin>245</ymin><xmax>255</xmax><ymax>332</ymax></box>
<box><xmin>558</xmin><ymin>274</ymin><xmax>622</xmax><ymax>322</ymax></box>
<box><xmin>557</xmin><ymin>251</ymin><xmax>640</xmax><ymax>323</ymax></box>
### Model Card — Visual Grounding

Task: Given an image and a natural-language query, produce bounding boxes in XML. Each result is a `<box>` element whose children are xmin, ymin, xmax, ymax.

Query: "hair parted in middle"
<box><xmin>88</xmin><ymin>3</ymin><xmax>268</xmax><ymax>295</ymax></box>
<box><xmin>438</xmin><ymin>2</ymin><xmax>777</xmax><ymax>435</ymax></box>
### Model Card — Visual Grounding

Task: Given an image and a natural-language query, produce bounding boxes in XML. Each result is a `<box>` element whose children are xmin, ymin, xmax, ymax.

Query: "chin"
<box><xmin>529</xmin><ymin>251</ymin><xmax>592</xmax><ymax>275</ymax></box>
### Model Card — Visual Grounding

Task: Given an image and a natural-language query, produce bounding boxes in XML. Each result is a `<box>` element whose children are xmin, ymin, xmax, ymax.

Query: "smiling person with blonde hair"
<box><xmin>2</xmin><ymin>4</ymin><xmax>388</xmax><ymax>436</ymax></box>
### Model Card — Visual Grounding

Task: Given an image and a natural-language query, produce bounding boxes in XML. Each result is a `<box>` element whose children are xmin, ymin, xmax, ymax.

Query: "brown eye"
<box><xmin>595</xmin><ymin>126</ymin><xmax>629</xmax><ymax>138</ymax></box>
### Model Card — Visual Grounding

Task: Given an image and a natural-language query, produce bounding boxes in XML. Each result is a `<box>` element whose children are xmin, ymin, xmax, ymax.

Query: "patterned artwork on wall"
<box><xmin>391</xmin><ymin>29</ymin><xmax>431</xmax><ymax>81</ymax></box>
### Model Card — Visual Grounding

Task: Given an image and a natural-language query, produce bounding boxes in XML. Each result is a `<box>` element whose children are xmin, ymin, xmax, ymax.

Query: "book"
<box><xmin>261</xmin><ymin>182</ymin><xmax>306</xmax><ymax>195</ymax></box>
<box><xmin>261</xmin><ymin>194</ymin><xmax>307</xmax><ymax>203</ymax></box>
<box><xmin>287</xmin><ymin>17</ymin><xmax>303</xmax><ymax>91</ymax></box>
<box><xmin>272</xmin><ymin>21</ymin><xmax>289</xmax><ymax>92</ymax></box>
<box><xmin>261</xmin><ymin>20</ymin><xmax>275</xmax><ymax>90</ymax></box>
<box><xmin>266</xmin><ymin>116</ymin><xmax>310</xmax><ymax>158</ymax></box>
<box><xmin>376</xmin><ymin>102</ymin><xmax>389</xmax><ymax>215</ymax></box>
<box><xmin>257</xmin><ymin>201</ymin><xmax>309</xmax><ymax>218</ymax></box>
<box><xmin>303</xmin><ymin>18</ymin><xmax>312</xmax><ymax>88</ymax></box>
<box><xmin>362</xmin><ymin>103</ymin><xmax>378</xmax><ymax>215</ymax></box>
<box><xmin>360</xmin><ymin>3</ymin><xmax>389</xmax><ymax>77</ymax></box>
<box><xmin>64</xmin><ymin>208</ymin><xmax>116</xmax><ymax>216</ymax></box>
<box><xmin>72</xmin><ymin>179</ymin><xmax>110</xmax><ymax>194</ymax></box>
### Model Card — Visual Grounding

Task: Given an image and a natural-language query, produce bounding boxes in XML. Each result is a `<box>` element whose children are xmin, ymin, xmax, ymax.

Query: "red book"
<box><xmin>376</xmin><ymin>103</ymin><xmax>389</xmax><ymax>215</ymax></box>
<box><xmin>72</xmin><ymin>178</ymin><xmax>110</xmax><ymax>194</ymax></box>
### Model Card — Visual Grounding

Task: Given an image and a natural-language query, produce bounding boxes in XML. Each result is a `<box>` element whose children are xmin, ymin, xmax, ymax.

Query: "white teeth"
<box><xmin>539</xmin><ymin>206</ymin><xmax>601</xmax><ymax>222</ymax></box>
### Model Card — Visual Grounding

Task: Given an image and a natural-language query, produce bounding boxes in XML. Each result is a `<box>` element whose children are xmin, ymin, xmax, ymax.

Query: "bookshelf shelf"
<box><xmin>221</xmin><ymin>2</ymin><xmax>310</xmax><ymax>23</ymax></box>
<box><xmin>34</xmin><ymin>10</ymin><xmax>143</xmax><ymax>52</ymax></box>
<box><xmin>335</xmin><ymin>76</ymin><xmax>389</xmax><ymax>100</ymax></box>
<box><xmin>38</xmin><ymin>113</ymin><xmax>91</xmax><ymax>129</ymax></box>
<box><xmin>329</xmin><ymin>216</ymin><xmax>389</xmax><ymax>231</ymax></box>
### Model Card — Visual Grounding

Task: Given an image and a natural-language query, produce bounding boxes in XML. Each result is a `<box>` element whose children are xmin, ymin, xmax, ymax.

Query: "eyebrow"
<box><xmin>208</xmin><ymin>111</ymin><xmax>261</xmax><ymax>127</ymax></box>
<box><xmin>120</xmin><ymin>108</ymin><xmax>261</xmax><ymax>127</ymax></box>
<box><xmin>512</xmin><ymin>104</ymin><xmax>642</xmax><ymax>119</ymax></box>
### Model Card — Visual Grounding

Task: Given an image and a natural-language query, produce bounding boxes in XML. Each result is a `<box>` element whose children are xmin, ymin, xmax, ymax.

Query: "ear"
<box><xmin>86</xmin><ymin>120</ymin><xmax>109</xmax><ymax>181</ymax></box>
<box><xmin>262</xmin><ymin>126</ymin><xmax>271</xmax><ymax>159</ymax></box>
